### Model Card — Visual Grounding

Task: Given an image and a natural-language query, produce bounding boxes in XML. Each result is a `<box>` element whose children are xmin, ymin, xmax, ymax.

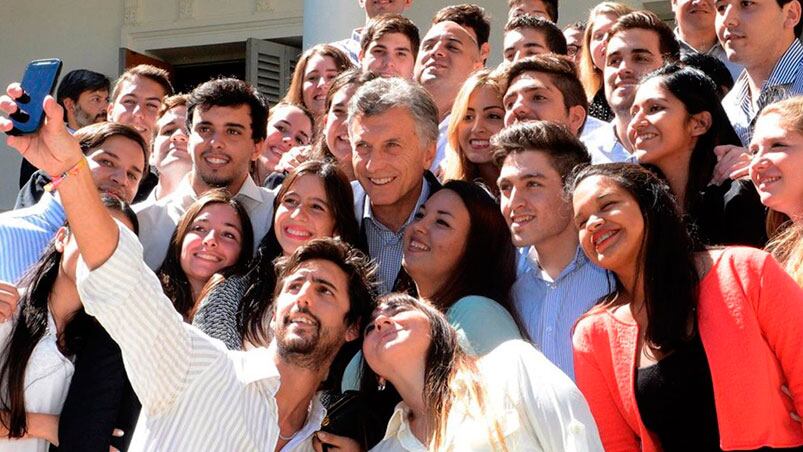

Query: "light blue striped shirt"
<box><xmin>581</xmin><ymin>121</ymin><xmax>636</xmax><ymax>165</ymax></box>
<box><xmin>360</xmin><ymin>180</ymin><xmax>430</xmax><ymax>294</ymax></box>
<box><xmin>512</xmin><ymin>246</ymin><xmax>614</xmax><ymax>380</ymax></box>
<box><xmin>723</xmin><ymin>38</ymin><xmax>803</xmax><ymax>145</ymax></box>
<box><xmin>0</xmin><ymin>192</ymin><xmax>65</xmax><ymax>284</ymax></box>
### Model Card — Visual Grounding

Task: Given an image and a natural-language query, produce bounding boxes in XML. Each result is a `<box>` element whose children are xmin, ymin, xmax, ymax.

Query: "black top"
<box><xmin>636</xmin><ymin>334</ymin><xmax>801</xmax><ymax>452</ymax></box>
<box><xmin>51</xmin><ymin>321</ymin><xmax>141</xmax><ymax>452</ymax></box>
<box><xmin>691</xmin><ymin>178</ymin><xmax>767</xmax><ymax>248</ymax></box>
<box><xmin>589</xmin><ymin>88</ymin><xmax>614</xmax><ymax>122</ymax></box>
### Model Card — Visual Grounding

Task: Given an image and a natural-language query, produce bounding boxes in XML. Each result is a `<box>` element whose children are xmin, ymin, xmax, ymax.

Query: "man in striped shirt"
<box><xmin>494</xmin><ymin>121</ymin><xmax>613</xmax><ymax>380</ymax></box>
<box><xmin>0</xmin><ymin>122</ymin><xmax>147</xmax><ymax>284</ymax></box>
<box><xmin>710</xmin><ymin>0</ymin><xmax>802</xmax><ymax>184</ymax></box>
<box><xmin>0</xmin><ymin>90</ymin><xmax>377</xmax><ymax>451</ymax></box>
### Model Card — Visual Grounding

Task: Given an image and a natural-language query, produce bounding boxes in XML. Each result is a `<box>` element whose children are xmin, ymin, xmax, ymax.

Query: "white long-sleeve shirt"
<box><xmin>0</xmin><ymin>310</ymin><xmax>73</xmax><ymax>452</ymax></box>
<box><xmin>75</xmin><ymin>223</ymin><xmax>322</xmax><ymax>451</ymax></box>
<box><xmin>371</xmin><ymin>340</ymin><xmax>603</xmax><ymax>452</ymax></box>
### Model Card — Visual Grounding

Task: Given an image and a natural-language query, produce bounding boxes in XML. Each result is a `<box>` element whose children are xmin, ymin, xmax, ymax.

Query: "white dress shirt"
<box><xmin>134</xmin><ymin>174</ymin><xmax>275</xmax><ymax>270</ymax></box>
<box><xmin>76</xmin><ymin>224</ymin><xmax>323</xmax><ymax>451</ymax></box>
<box><xmin>0</xmin><ymin>309</ymin><xmax>74</xmax><ymax>452</ymax></box>
<box><xmin>371</xmin><ymin>340</ymin><xmax>603</xmax><ymax>451</ymax></box>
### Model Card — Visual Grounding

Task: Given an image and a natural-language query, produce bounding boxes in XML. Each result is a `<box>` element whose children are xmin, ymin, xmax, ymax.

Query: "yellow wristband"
<box><xmin>44</xmin><ymin>158</ymin><xmax>88</xmax><ymax>192</ymax></box>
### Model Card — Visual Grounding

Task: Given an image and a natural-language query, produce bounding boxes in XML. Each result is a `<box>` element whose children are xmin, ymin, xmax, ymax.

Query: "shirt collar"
<box><xmin>674</xmin><ymin>27</ymin><xmax>724</xmax><ymax>55</ymax></box>
<box><xmin>175</xmin><ymin>173</ymin><xmax>264</xmax><ymax>206</ymax></box>
<box><xmin>737</xmin><ymin>39</ymin><xmax>803</xmax><ymax>110</ymax></box>
<box><xmin>765</xmin><ymin>39</ymin><xmax>803</xmax><ymax>88</ymax></box>
<box><xmin>363</xmin><ymin>178</ymin><xmax>430</xmax><ymax>232</ymax></box>
<box><xmin>524</xmin><ymin>245</ymin><xmax>590</xmax><ymax>283</ymax></box>
<box><xmin>240</xmin><ymin>346</ymin><xmax>281</xmax><ymax>387</ymax></box>
<box><xmin>383</xmin><ymin>403</ymin><xmax>427</xmax><ymax>451</ymax></box>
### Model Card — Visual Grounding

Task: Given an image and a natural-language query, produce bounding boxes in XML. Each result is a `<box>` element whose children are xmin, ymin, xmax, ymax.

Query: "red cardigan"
<box><xmin>572</xmin><ymin>247</ymin><xmax>803</xmax><ymax>451</ymax></box>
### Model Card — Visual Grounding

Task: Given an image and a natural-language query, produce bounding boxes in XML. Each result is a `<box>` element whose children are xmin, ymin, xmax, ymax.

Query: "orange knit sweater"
<box><xmin>572</xmin><ymin>247</ymin><xmax>803</xmax><ymax>451</ymax></box>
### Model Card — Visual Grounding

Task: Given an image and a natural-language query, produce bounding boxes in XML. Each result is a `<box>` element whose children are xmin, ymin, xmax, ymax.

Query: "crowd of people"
<box><xmin>0</xmin><ymin>0</ymin><xmax>802</xmax><ymax>450</ymax></box>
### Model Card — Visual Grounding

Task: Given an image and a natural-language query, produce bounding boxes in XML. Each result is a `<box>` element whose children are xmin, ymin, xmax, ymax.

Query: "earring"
<box><xmin>377</xmin><ymin>377</ymin><xmax>386</xmax><ymax>392</ymax></box>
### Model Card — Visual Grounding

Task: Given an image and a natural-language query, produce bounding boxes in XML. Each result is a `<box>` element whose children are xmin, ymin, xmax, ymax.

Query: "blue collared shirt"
<box><xmin>581</xmin><ymin>121</ymin><xmax>636</xmax><ymax>164</ymax></box>
<box><xmin>360</xmin><ymin>181</ymin><xmax>430</xmax><ymax>294</ymax></box>
<box><xmin>512</xmin><ymin>246</ymin><xmax>614</xmax><ymax>380</ymax></box>
<box><xmin>723</xmin><ymin>39</ymin><xmax>803</xmax><ymax>146</ymax></box>
<box><xmin>0</xmin><ymin>192</ymin><xmax>65</xmax><ymax>283</ymax></box>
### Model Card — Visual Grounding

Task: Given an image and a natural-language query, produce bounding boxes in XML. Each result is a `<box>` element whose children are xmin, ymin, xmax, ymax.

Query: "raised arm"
<box><xmin>1</xmin><ymin>87</ymin><xmax>193</xmax><ymax>415</ymax></box>
<box><xmin>0</xmin><ymin>86</ymin><xmax>116</xmax><ymax>269</ymax></box>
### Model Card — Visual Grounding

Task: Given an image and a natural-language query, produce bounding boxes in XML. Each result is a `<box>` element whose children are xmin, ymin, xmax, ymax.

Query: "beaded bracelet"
<box><xmin>44</xmin><ymin>158</ymin><xmax>88</xmax><ymax>192</ymax></box>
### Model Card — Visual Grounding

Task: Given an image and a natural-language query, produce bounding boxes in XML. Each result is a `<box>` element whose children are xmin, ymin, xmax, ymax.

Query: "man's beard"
<box><xmin>199</xmin><ymin>170</ymin><xmax>236</xmax><ymax>189</ymax></box>
<box><xmin>274</xmin><ymin>308</ymin><xmax>345</xmax><ymax>370</ymax></box>
<box><xmin>73</xmin><ymin>105</ymin><xmax>105</xmax><ymax>129</ymax></box>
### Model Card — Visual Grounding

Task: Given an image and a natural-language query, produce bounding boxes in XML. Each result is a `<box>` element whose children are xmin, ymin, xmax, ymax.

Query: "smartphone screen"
<box><xmin>9</xmin><ymin>58</ymin><xmax>62</xmax><ymax>136</ymax></box>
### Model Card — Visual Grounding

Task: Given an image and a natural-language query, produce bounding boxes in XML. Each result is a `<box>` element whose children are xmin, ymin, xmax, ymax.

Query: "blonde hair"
<box><xmin>766</xmin><ymin>220</ymin><xmax>803</xmax><ymax>287</ymax></box>
<box><xmin>578</xmin><ymin>2</ymin><xmax>634</xmax><ymax>99</ymax></box>
<box><xmin>442</xmin><ymin>69</ymin><xmax>504</xmax><ymax>183</ymax></box>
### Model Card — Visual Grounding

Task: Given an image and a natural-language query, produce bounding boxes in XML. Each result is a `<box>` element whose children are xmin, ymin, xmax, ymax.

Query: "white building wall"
<box><xmin>0</xmin><ymin>0</ymin><xmax>123</xmax><ymax>212</ymax></box>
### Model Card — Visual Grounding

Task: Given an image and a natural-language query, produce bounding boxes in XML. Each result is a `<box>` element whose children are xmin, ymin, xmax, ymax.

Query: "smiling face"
<box><xmin>457</xmin><ymin>85</ymin><xmax>504</xmax><ymax>164</ymax></box>
<box><xmin>179</xmin><ymin>202</ymin><xmax>244</xmax><ymax>293</ymax></box>
<box><xmin>261</xmin><ymin>105</ymin><xmax>313</xmax><ymax>174</ymax></box>
<box><xmin>189</xmin><ymin>104</ymin><xmax>261</xmax><ymax>193</ymax></box>
<box><xmin>715</xmin><ymin>0</ymin><xmax>799</xmax><ymax>68</ymax></box>
<box><xmin>271</xmin><ymin>259</ymin><xmax>358</xmax><ymax>366</ymax></box>
<box><xmin>590</xmin><ymin>13</ymin><xmax>618</xmax><ymax>70</ymax></box>
<box><xmin>604</xmin><ymin>28</ymin><xmax>666</xmax><ymax>114</ymax></box>
<box><xmin>362</xmin><ymin>32</ymin><xmax>416</xmax><ymax>79</ymax></box>
<box><xmin>152</xmin><ymin>105</ymin><xmax>190</xmax><ymax>178</ymax></box>
<box><xmin>350</xmin><ymin>107</ymin><xmax>434</xmax><ymax>210</ymax></box>
<box><xmin>673</xmin><ymin>0</ymin><xmax>716</xmax><ymax>35</ymax></box>
<box><xmin>628</xmin><ymin>77</ymin><xmax>702</xmax><ymax>167</ymax></box>
<box><xmin>274</xmin><ymin>174</ymin><xmax>337</xmax><ymax>256</ymax></box>
<box><xmin>572</xmin><ymin>175</ymin><xmax>645</xmax><ymax>276</ymax></box>
<box><xmin>362</xmin><ymin>301</ymin><xmax>432</xmax><ymax>379</ymax></box>
<box><xmin>497</xmin><ymin>150</ymin><xmax>573</xmax><ymax>248</ymax></box>
<box><xmin>503</xmin><ymin>72</ymin><xmax>585</xmax><ymax>135</ymax></box>
<box><xmin>749</xmin><ymin>112</ymin><xmax>803</xmax><ymax>219</ymax></box>
<box><xmin>302</xmin><ymin>54</ymin><xmax>340</xmax><ymax>117</ymax></box>
<box><xmin>107</xmin><ymin>75</ymin><xmax>166</xmax><ymax>146</ymax></box>
<box><xmin>415</xmin><ymin>21</ymin><xmax>483</xmax><ymax>114</ymax></box>
<box><xmin>86</xmin><ymin>135</ymin><xmax>146</xmax><ymax>203</ymax></box>
<box><xmin>324</xmin><ymin>84</ymin><xmax>358</xmax><ymax>166</ymax></box>
<box><xmin>402</xmin><ymin>189</ymin><xmax>470</xmax><ymax>291</ymax></box>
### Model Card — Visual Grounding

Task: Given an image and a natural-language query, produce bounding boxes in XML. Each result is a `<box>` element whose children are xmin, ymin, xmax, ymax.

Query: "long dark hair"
<box><xmin>0</xmin><ymin>196</ymin><xmax>137</xmax><ymax>438</ymax></box>
<box><xmin>639</xmin><ymin>64</ymin><xmax>741</xmax><ymax>218</ymax></box>
<box><xmin>158</xmin><ymin>189</ymin><xmax>253</xmax><ymax>320</ymax></box>
<box><xmin>419</xmin><ymin>180</ymin><xmax>526</xmax><ymax>338</ymax></box>
<box><xmin>567</xmin><ymin>163</ymin><xmax>700</xmax><ymax>354</ymax></box>
<box><xmin>359</xmin><ymin>294</ymin><xmax>507</xmax><ymax>450</ymax></box>
<box><xmin>239</xmin><ymin>160</ymin><xmax>360</xmax><ymax>346</ymax></box>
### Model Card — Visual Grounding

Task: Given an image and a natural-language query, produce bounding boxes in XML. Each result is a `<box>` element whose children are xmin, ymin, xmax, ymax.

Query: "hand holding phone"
<box><xmin>1</xmin><ymin>78</ymin><xmax>84</xmax><ymax>178</ymax></box>
<box><xmin>7</xmin><ymin>58</ymin><xmax>62</xmax><ymax>136</ymax></box>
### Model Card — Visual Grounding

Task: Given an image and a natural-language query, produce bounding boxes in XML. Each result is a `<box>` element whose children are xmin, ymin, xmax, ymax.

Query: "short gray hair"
<box><xmin>348</xmin><ymin>77</ymin><xmax>440</xmax><ymax>147</ymax></box>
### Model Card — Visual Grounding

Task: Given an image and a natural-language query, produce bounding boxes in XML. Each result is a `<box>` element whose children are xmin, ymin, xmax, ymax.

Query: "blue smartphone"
<box><xmin>7</xmin><ymin>58</ymin><xmax>63</xmax><ymax>136</ymax></box>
